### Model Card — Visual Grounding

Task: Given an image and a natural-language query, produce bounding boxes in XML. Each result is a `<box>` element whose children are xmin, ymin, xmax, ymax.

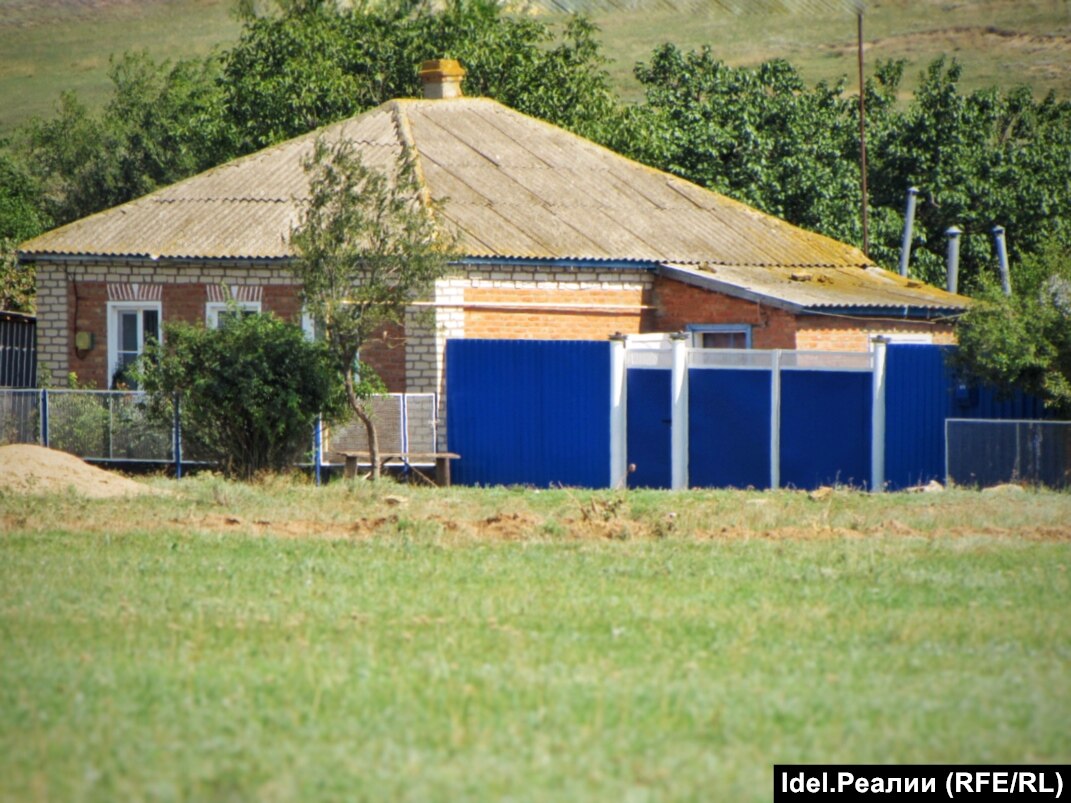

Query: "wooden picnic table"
<box><xmin>337</xmin><ymin>451</ymin><xmax>460</xmax><ymax>486</ymax></box>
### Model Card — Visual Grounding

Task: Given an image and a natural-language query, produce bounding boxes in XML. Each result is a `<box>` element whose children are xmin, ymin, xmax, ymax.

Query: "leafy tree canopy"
<box><xmin>220</xmin><ymin>0</ymin><xmax>616</xmax><ymax>152</ymax></box>
<box><xmin>953</xmin><ymin>237</ymin><xmax>1071</xmax><ymax>417</ymax></box>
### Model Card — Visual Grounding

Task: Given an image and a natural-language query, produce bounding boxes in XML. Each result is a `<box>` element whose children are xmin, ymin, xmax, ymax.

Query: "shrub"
<box><xmin>138</xmin><ymin>311</ymin><xmax>345</xmax><ymax>478</ymax></box>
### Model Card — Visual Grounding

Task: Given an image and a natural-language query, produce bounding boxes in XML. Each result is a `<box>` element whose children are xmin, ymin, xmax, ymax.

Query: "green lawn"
<box><xmin>1</xmin><ymin>479</ymin><xmax>1069</xmax><ymax>801</ymax></box>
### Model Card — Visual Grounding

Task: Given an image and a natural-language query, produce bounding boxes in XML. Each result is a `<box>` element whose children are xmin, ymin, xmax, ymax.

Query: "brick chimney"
<box><xmin>418</xmin><ymin>59</ymin><xmax>466</xmax><ymax>100</ymax></box>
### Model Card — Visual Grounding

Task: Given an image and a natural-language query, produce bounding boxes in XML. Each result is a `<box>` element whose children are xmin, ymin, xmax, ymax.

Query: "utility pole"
<box><xmin>858</xmin><ymin>8</ymin><xmax>869</xmax><ymax>256</ymax></box>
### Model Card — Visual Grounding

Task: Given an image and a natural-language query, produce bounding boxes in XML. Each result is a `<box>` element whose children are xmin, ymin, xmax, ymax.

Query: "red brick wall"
<box><xmin>263</xmin><ymin>285</ymin><xmax>303</xmax><ymax>324</ymax></box>
<box><xmin>63</xmin><ymin>280</ymin><xmax>388</xmax><ymax>389</ymax></box>
<box><xmin>463</xmin><ymin>287</ymin><xmax>647</xmax><ymax>340</ymax></box>
<box><xmin>360</xmin><ymin>321</ymin><xmax>407</xmax><ymax>392</ymax></box>
<box><xmin>648</xmin><ymin>276</ymin><xmax>798</xmax><ymax>348</ymax></box>
<box><xmin>162</xmin><ymin>284</ymin><xmax>208</xmax><ymax>326</ymax></box>
<box><xmin>68</xmin><ymin>281</ymin><xmax>107</xmax><ymax>387</ymax></box>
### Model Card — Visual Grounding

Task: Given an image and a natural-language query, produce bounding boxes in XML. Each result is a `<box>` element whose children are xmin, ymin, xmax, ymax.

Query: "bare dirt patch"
<box><xmin>0</xmin><ymin>444</ymin><xmax>155</xmax><ymax>499</ymax></box>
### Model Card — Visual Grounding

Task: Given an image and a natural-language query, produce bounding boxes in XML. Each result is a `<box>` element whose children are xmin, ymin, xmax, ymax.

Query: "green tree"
<box><xmin>20</xmin><ymin>52</ymin><xmax>231</xmax><ymax>226</ymax></box>
<box><xmin>953</xmin><ymin>238</ymin><xmax>1071</xmax><ymax>417</ymax></box>
<box><xmin>0</xmin><ymin>150</ymin><xmax>47</xmax><ymax>311</ymax></box>
<box><xmin>220</xmin><ymin>0</ymin><xmax>617</xmax><ymax>152</ymax></box>
<box><xmin>137</xmin><ymin>311</ymin><xmax>345</xmax><ymax>479</ymax></box>
<box><xmin>867</xmin><ymin>58</ymin><xmax>1071</xmax><ymax>290</ymax></box>
<box><xmin>290</xmin><ymin>138</ymin><xmax>456</xmax><ymax>479</ymax></box>
<box><xmin>610</xmin><ymin>44</ymin><xmax>864</xmax><ymax>244</ymax></box>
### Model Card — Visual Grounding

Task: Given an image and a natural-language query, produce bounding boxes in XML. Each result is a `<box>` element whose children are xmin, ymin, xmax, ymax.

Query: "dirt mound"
<box><xmin>0</xmin><ymin>444</ymin><xmax>154</xmax><ymax>498</ymax></box>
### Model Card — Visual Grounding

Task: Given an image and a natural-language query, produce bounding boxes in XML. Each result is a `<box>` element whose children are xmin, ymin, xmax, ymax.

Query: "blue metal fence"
<box><xmin>883</xmin><ymin>345</ymin><xmax>1046</xmax><ymax>489</ymax></box>
<box><xmin>445</xmin><ymin>339</ymin><xmax>1054</xmax><ymax>490</ymax></box>
<box><xmin>446</xmin><ymin>339</ymin><xmax>612</xmax><ymax>487</ymax></box>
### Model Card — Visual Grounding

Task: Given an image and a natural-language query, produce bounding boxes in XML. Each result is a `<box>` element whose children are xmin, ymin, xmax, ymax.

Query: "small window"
<box><xmin>689</xmin><ymin>324</ymin><xmax>752</xmax><ymax>349</ymax></box>
<box><xmin>206</xmin><ymin>301</ymin><xmax>261</xmax><ymax>329</ymax></box>
<box><xmin>107</xmin><ymin>302</ymin><xmax>161</xmax><ymax>389</ymax></box>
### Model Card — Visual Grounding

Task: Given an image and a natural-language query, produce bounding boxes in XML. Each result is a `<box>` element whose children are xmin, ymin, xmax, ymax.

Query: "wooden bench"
<box><xmin>337</xmin><ymin>451</ymin><xmax>460</xmax><ymax>487</ymax></box>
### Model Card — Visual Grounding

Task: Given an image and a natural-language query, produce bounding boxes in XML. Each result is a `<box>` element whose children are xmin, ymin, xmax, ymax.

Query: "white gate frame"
<box><xmin>610</xmin><ymin>334</ymin><xmax>888</xmax><ymax>492</ymax></box>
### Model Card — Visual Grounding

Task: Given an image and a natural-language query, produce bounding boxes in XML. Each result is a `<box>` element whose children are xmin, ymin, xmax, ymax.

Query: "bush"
<box><xmin>138</xmin><ymin>311</ymin><xmax>345</xmax><ymax>478</ymax></box>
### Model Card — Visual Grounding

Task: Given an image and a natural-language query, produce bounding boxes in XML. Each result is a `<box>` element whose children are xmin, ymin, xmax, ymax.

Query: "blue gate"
<box><xmin>626</xmin><ymin>367</ymin><xmax>672</xmax><ymax>488</ymax></box>
<box><xmin>689</xmin><ymin>368</ymin><xmax>771</xmax><ymax>489</ymax></box>
<box><xmin>446</xmin><ymin>339</ymin><xmax>611</xmax><ymax>487</ymax></box>
<box><xmin>780</xmin><ymin>369</ymin><xmax>871</xmax><ymax>489</ymax></box>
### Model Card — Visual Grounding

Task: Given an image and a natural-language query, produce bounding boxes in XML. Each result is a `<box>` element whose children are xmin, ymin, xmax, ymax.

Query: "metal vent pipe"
<box><xmin>898</xmin><ymin>187</ymin><xmax>919</xmax><ymax>277</ymax></box>
<box><xmin>993</xmin><ymin>225</ymin><xmax>1011</xmax><ymax>296</ymax></box>
<box><xmin>946</xmin><ymin>226</ymin><xmax>962</xmax><ymax>294</ymax></box>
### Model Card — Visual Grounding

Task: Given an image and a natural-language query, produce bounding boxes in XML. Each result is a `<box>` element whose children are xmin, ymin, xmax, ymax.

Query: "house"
<box><xmin>19</xmin><ymin>60</ymin><xmax>967</xmax><ymax>403</ymax></box>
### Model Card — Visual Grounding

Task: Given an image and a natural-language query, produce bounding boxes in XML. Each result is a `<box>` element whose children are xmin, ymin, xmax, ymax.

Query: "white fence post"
<box><xmin>870</xmin><ymin>336</ymin><xmax>888</xmax><ymax>492</ymax></box>
<box><xmin>670</xmin><ymin>332</ymin><xmax>689</xmax><ymax>490</ymax></box>
<box><xmin>609</xmin><ymin>333</ymin><xmax>628</xmax><ymax>489</ymax></box>
<box><xmin>770</xmin><ymin>350</ymin><xmax>782</xmax><ymax>490</ymax></box>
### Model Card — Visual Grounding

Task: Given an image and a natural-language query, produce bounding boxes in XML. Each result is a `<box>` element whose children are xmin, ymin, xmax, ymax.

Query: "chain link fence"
<box><xmin>946</xmin><ymin>419</ymin><xmax>1071</xmax><ymax>489</ymax></box>
<box><xmin>0</xmin><ymin>389</ymin><xmax>438</xmax><ymax>468</ymax></box>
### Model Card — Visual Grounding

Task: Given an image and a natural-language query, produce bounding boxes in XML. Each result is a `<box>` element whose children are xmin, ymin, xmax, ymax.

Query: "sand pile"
<box><xmin>0</xmin><ymin>444</ymin><xmax>154</xmax><ymax>498</ymax></box>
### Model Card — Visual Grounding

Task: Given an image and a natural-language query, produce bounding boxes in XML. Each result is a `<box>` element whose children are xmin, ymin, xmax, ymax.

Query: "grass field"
<box><xmin>1</xmin><ymin>0</ymin><xmax>1069</xmax><ymax>136</ymax></box>
<box><xmin>2</xmin><ymin>476</ymin><xmax>1069</xmax><ymax>801</ymax></box>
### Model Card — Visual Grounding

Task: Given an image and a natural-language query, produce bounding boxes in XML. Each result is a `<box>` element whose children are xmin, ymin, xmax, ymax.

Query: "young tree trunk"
<box><xmin>345</xmin><ymin>371</ymin><xmax>381</xmax><ymax>480</ymax></box>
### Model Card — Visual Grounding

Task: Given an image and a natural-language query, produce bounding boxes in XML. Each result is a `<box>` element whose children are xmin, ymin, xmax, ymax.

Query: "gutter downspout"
<box><xmin>946</xmin><ymin>226</ymin><xmax>962</xmax><ymax>294</ymax></box>
<box><xmin>898</xmin><ymin>187</ymin><xmax>919</xmax><ymax>277</ymax></box>
<box><xmin>993</xmin><ymin>225</ymin><xmax>1011</xmax><ymax>296</ymax></box>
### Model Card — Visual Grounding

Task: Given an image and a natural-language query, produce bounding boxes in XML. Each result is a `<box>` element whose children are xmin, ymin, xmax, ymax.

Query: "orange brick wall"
<box><xmin>796</xmin><ymin>317</ymin><xmax>958</xmax><ymax>351</ymax></box>
<box><xmin>649</xmin><ymin>276</ymin><xmax>798</xmax><ymax>348</ymax></box>
<box><xmin>463</xmin><ymin>286</ymin><xmax>648</xmax><ymax>340</ymax></box>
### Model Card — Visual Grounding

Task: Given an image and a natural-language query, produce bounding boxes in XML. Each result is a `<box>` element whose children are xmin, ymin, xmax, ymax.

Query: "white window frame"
<box><xmin>107</xmin><ymin>300</ymin><xmax>162</xmax><ymax>389</ymax></box>
<box><xmin>687</xmin><ymin>323</ymin><xmax>753</xmax><ymax>349</ymax></box>
<box><xmin>205</xmin><ymin>300</ymin><xmax>262</xmax><ymax>329</ymax></box>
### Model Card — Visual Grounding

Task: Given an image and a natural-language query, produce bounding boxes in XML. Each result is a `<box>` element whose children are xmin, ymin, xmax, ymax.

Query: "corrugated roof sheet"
<box><xmin>19</xmin><ymin>97</ymin><xmax>871</xmax><ymax>265</ymax></box>
<box><xmin>662</xmin><ymin>262</ymin><xmax>967</xmax><ymax>312</ymax></box>
<box><xmin>18</xmin><ymin>95</ymin><xmax>967</xmax><ymax>310</ymax></box>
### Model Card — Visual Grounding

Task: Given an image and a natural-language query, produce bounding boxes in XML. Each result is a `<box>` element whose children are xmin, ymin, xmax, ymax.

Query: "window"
<box><xmin>206</xmin><ymin>301</ymin><xmax>261</xmax><ymax>329</ymax></box>
<box><xmin>107</xmin><ymin>301</ymin><xmax>161</xmax><ymax>389</ymax></box>
<box><xmin>689</xmin><ymin>324</ymin><xmax>752</xmax><ymax>349</ymax></box>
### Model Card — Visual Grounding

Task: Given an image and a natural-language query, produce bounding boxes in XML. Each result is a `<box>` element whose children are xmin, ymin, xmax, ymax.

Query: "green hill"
<box><xmin>1</xmin><ymin>0</ymin><xmax>1069</xmax><ymax>136</ymax></box>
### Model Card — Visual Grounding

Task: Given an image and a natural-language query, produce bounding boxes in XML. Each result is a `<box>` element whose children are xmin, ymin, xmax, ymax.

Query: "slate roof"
<box><xmin>19</xmin><ymin>95</ymin><xmax>967</xmax><ymax>313</ymax></box>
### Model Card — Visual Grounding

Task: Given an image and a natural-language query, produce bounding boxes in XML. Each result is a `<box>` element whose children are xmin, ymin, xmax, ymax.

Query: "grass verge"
<box><xmin>1</xmin><ymin>477</ymin><xmax>1069</xmax><ymax>801</ymax></box>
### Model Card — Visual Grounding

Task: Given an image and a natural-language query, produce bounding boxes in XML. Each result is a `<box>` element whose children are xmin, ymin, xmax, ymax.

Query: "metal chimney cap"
<box><xmin>907</xmin><ymin>186</ymin><xmax>920</xmax><ymax>195</ymax></box>
<box><xmin>946</xmin><ymin>226</ymin><xmax>963</xmax><ymax>237</ymax></box>
<box><xmin>992</xmin><ymin>225</ymin><xmax>1006</xmax><ymax>235</ymax></box>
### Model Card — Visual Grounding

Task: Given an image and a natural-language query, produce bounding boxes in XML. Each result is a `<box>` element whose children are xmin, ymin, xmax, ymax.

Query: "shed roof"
<box><xmin>661</xmin><ymin>262</ymin><xmax>967</xmax><ymax>316</ymax></box>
